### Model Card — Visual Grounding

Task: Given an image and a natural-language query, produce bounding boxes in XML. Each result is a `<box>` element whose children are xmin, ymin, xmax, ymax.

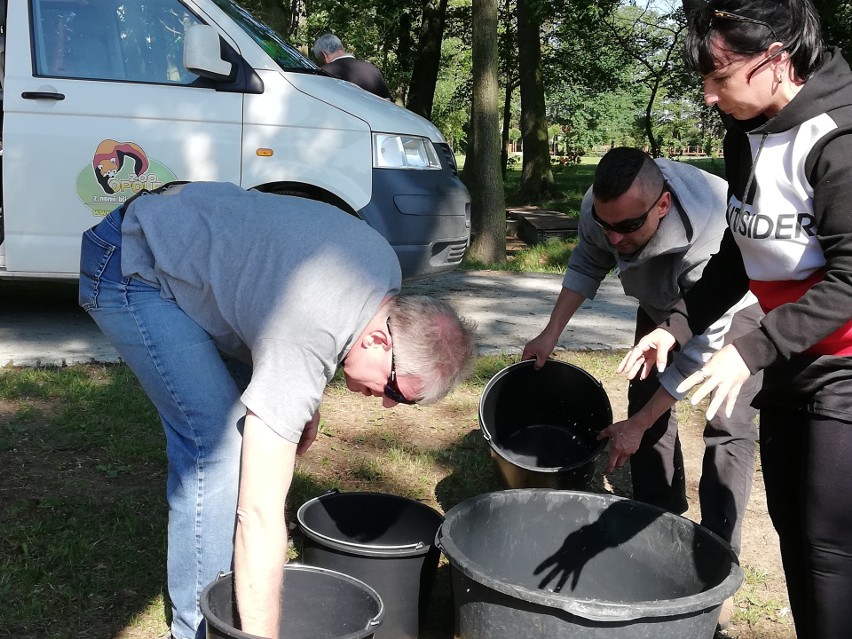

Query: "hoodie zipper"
<box><xmin>742</xmin><ymin>133</ymin><xmax>769</xmax><ymax>210</ymax></box>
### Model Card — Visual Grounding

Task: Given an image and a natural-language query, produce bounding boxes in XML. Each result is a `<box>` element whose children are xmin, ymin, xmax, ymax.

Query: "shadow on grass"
<box><xmin>0</xmin><ymin>365</ymin><xmax>171</xmax><ymax>638</ymax></box>
<box><xmin>420</xmin><ymin>562</ymin><xmax>454</xmax><ymax>639</ymax></box>
<box><xmin>410</xmin><ymin>428</ymin><xmax>502</xmax><ymax>638</ymax></box>
<box><xmin>434</xmin><ymin>429</ymin><xmax>502</xmax><ymax>514</ymax></box>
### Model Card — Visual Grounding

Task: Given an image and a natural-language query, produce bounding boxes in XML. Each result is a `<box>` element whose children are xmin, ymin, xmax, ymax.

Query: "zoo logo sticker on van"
<box><xmin>75</xmin><ymin>139</ymin><xmax>179</xmax><ymax>216</ymax></box>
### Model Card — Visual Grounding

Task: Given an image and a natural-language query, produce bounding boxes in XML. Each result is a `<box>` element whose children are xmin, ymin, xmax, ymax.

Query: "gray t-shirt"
<box><xmin>120</xmin><ymin>182</ymin><xmax>401</xmax><ymax>442</ymax></box>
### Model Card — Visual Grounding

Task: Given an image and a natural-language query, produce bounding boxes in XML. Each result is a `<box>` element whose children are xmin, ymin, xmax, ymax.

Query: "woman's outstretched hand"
<box><xmin>676</xmin><ymin>344</ymin><xmax>751</xmax><ymax>420</ymax></box>
<box><xmin>617</xmin><ymin>328</ymin><xmax>677</xmax><ymax>380</ymax></box>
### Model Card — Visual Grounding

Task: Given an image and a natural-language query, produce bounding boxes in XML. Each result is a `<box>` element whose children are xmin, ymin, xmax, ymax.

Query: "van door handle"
<box><xmin>21</xmin><ymin>91</ymin><xmax>66</xmax><ymax>100</ymax></box>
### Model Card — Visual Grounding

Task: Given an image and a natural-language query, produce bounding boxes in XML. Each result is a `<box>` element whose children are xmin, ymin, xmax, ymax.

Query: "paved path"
<box><xmin>404</xmin><ymin>271</ymin><xmax>636</xmax><ymax>354</ymax></box>
<box><xmin>0</xmin><ymin>273</ymin><xmax>637</xmax><ymax>367</ymax></box>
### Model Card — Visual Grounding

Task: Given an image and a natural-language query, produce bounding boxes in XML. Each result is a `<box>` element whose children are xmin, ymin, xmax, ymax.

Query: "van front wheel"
<box><xmin>264</xmin><ymin>186</ymin><xmax>358</xmax><ymax>218</ymax></box>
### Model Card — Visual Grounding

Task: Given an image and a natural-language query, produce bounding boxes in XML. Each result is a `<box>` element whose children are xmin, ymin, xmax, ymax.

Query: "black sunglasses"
<box><xmin>710</xmin><ymin>9</ymin><xmax>779</xmax><ymax>42</ymax></box>
<box><xmin>591</xmin><ymin>181</ymin><xmax>668</xmax><ymax>235</ymax></box>
<box><xmin>384</xmin><ymin>322</ymin><xmax>417</xmax><ymax>405</ymax></box>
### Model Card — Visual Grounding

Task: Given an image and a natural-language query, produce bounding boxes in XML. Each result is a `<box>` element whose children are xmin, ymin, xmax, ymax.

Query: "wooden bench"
<box><xmin>507</xmin><ymin>209</ymin><xmax>579</xmax><ymax>245</ymax></box>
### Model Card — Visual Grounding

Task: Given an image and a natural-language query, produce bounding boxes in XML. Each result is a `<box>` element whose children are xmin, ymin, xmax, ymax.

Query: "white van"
<box><xmin>0</xmin><ymin>0</ymin><xmax>470</xmax><ymax>280</ymax></box>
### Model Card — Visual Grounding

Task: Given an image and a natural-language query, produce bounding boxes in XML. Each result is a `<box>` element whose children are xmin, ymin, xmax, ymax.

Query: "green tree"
<box><xmin>813</xmin><ymin>1</ymin><xmax>852</xmax><ymax>58</ymax></box>
<box><xmin>466</xmin><ymin>0</ymin><xmax>506</xmax><ymax>263</ymax></box>
<box><xmin>544</xmin><ymin>1</ymin><xmax>636</xmax><ymax>152</ymax></box>
<box><xmin>601</xmin><ymin>1</ymin><xmax>689</xmax><ymax>157</ymax></box>
<box><xmin>516</xmin><ymin>0</ymin><xmax>557</xmax><ymax>198</ymax></box>
<box><xmin>406</xmin><ymin>0</ymin><xmax>450</xmax><ymax>118</ymax></box>
<box><xmin>242</xmin><ymin>0</ymin><xmax>303</xmax><ymax>37</ymax></box>
<box><xmin>498</xmin><ymin>0</ymin><xmax>520</xmax><ymax>175</ymax></box>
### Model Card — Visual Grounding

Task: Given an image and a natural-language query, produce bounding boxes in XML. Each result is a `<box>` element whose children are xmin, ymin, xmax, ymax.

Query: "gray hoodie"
<box><xmin>563</xmin><ymin>158</ymin><xmax>756</xmax><ymax>399</ymax></box>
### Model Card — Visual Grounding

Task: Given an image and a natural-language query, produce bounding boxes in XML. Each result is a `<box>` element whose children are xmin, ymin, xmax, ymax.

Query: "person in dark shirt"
<box><xmin>623</xmin><ymin>1</ymin><xmax>852</xmax><ymax>636</ymax></box>
<box><xmin>312</xmin><ymin>33</ymin><xmax>391</xmax><ymax>99</ymax></box>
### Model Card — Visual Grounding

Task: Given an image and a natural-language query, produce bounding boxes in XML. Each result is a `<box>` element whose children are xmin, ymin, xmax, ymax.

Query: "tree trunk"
<box><xmin>461</xmin><ymin>109</ymin><xmax>476</xmax><ymax>188</ymax></box>
<box><xmin>468</xmin><ymin>0</ymin><xmax>506</xmax><ymax>264</ymax></box>
<box><xmin>256</xmin><ymin>0</ymin><xmax>292</xmax><ymax>37</ymax></box>
<box><xmin>644</xmin><ymin>79</ymin><xmax>661</xmax><ymax>157</ymax></box>
<box><xmin>501</xmin><ymin>78</ymin><xmax>513</xmax><ymax>177</ymax></box>
<box><xmin>396</xmin><ymin>10</ymin><xmax>415</xmax><ymax>77</ymax></box>
<box><xmin>406</xmin><ymin>0</ymin><xmax>449</xmax><ymax>119</ymax></box>
<box><xmin>516</xmin><ymin>0</ymin><xmax>557</xmax><ymax>199</ymax></box>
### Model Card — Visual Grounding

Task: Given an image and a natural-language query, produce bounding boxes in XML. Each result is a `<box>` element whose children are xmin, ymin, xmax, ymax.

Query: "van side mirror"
<box><xmin>184</xmin><ymin>24</ymin><xmax>234</xmax><ymax>81</ymax></box>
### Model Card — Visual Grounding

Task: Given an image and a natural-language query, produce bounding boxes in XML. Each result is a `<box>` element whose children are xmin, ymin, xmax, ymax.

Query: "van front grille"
<box><xmin>435</xmin><ymin>240</ymin><xmax>468</xmax><ymax>264</ymax></box>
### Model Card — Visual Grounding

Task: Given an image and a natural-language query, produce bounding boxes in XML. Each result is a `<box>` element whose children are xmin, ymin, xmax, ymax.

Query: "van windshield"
<box><xmin>211</xmin><ymin>0</ymin><xmax>321</xmax><ymax>73</ymax></box>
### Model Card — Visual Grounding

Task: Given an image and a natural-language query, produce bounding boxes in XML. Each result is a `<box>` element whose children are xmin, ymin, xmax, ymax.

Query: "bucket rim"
<box><xmin>296</xmin><ymin>490</ymin><xmax>444</xmax><ymax>557</ymax></box>
<box><xmin>200</xmin><ymin>565</ymin><xmax>385</xmax><ymax>639</ymax></box>
<box><xmin>478</xmin><ymin>360</ymin><xmax>611</xmax><ymax>472</ymax></box>
<box><xmin>436</xmin><ymin>489</ymin><xmax>744</xmax><ymax>622</ymax></box>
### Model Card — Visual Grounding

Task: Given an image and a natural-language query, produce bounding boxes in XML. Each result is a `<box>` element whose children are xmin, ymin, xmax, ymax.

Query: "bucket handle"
<box><xmin>305</xmin><ymin>527</ymin><xmax>427</xmax><ymax>553</ymax></box>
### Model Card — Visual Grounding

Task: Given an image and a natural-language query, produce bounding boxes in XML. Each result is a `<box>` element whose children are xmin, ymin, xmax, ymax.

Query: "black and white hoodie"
<box><xmin>665</xmin><ymin>47</ymin><xmax>852</xmax><ymax>416</ymax></box>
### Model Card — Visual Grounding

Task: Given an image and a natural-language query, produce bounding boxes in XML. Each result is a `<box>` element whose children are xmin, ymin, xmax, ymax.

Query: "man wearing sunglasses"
<box><xmin>78</xmin><ymin>181</ymin><xmax>475</xmax><ymax>639</ymax></box>
<box><xmin>523</xmin><ymin>148</ymin><xmax>763</xmax><ymax>601</ymax></box>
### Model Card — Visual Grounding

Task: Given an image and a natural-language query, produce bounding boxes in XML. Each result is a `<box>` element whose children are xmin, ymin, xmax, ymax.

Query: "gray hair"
<box><xmin>313</xmin><ymin>34</ymin><xmax>345</xmax><ymax>61</ymax></box>
<box><xmin>386</xmin><ymin>295</ymin><xmax>476</xmax><ymax>404</ymax></box>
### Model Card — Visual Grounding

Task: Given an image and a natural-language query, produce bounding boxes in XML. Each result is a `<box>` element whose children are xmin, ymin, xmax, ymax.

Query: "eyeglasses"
<box><xmin>591</xmin><ymin>181</ymin><xmax>668</xmax><ymax>235</ymax></box>
<box><xmin>384</xmin><ymin>322</ymin><xmax>417</xmax><ymax>405</ymax></box>
<box><xmin>710</xmin><ymin>9</ymin><xmax>778</xmax><ymax>42</ymax></box>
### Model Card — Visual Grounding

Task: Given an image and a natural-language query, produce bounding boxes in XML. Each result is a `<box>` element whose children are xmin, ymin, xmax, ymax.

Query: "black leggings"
<box><xmin>760</xmin><ymin>408</ymin><xmax>852</xmax><ymax>639</ymax></box>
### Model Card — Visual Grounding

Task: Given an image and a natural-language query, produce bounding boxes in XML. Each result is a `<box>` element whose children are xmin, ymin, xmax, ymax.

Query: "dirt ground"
<box><xmin>2</xmin><ymin>243</ymin><xmax>797</xmax><ymax>638</ymax></box>
<box><xmin>295</xmin><ymin>353</ymin><xmax>796</xmax><ymax>639</ymax></box>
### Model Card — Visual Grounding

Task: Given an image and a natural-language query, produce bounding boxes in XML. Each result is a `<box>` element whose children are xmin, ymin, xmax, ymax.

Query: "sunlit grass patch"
<box><xmin>462</xmin><ymin>237</ymin><xmax>577</xmax><ymax>273</ymax></box>
<box><xmin>734</xmin><ymin>565</ymin><xmax>792</xmax><ymax>627</ymax></box>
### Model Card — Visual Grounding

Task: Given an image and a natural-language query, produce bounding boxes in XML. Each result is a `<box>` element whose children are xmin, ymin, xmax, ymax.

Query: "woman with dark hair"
<box><xmin>620</xmin><ymin>0</ymin><xmax>852</xmax><ymax>636</ymax></box>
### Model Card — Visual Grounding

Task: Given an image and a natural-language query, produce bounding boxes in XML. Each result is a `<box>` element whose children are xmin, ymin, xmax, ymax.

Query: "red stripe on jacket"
<box><xmin>750</xmin><ymin>271</ymin><xmax>852</xmax><ymax>356</ymax></box>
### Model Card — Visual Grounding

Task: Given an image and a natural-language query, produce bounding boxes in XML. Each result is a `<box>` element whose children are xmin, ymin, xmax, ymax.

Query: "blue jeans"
<box><xmin>79</xmin><ymin>209</ymin><xmax>244</xmax><ymax>639</ymax></box>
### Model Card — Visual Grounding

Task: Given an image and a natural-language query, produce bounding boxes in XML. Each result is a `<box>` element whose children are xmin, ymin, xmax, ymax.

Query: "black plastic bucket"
<box><xmin>479</xmin><ymin>360</ymin><xmax>612</xmax><ymax>489</ymax></box>
<box><xmin>200</xmin><ymin>565</ymin><xmax>384</xmax><ymax>639</ymax></box>
<box><xmin>296</xmin><ymin>491</ymin><xmax>443</xmax><ymax>639</ymax></box>
<box><xmin>437</xmin><ymin>489</ymin><xmax>743</xmax><ymax>639</ymax></box>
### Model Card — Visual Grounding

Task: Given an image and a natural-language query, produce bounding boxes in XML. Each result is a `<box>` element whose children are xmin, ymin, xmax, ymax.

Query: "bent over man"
<box><xmin>523</xmin><ymin>148</ymin><xmax>762</xmax><ymax>573</ymax></box>
<box><xmin>312</xmin><ymin>33</ymin><xmax>391</xmax><ymax>99</ymax></box>
<box><xmin>79</xmin><ymin>182</ymin><xmax>475</xmax><ymax>639</ymax></box>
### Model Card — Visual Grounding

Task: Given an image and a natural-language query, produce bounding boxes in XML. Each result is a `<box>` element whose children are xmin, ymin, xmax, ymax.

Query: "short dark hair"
<box><xmin>684</xmin><ymin>0</ymin><xmax>823</xmax><ymax>81</ymax></box>
<box><xmin>593</xmin><ymin>147</ymin><xmax>664</xmax><ymax>203</ymax></box>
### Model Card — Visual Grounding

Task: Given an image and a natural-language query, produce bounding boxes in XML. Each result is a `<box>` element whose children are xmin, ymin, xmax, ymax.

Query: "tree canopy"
<box><xmin>241</xmin><ymin>0</ymin><xmax>852</xmax><ymax>259</ymax></box>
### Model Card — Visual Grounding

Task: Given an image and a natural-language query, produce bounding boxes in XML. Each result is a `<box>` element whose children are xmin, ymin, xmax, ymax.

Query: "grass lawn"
<box><xmin>2</xmin><ymin>153</ymin><xmax>790</xmax><ymax>639</ymax></box>
<box><xmin>0</xmin><ymin>353</ymin><xmax>792</xmax><ymax>639</ymax></box>
<box><xmin>462</xmin><ymin>154</ymin><xmax>727</xmax><ymax>274</ymax></box>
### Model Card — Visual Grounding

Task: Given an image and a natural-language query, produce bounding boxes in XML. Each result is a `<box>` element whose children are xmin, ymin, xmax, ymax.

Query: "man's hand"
<box><xmin>597</xmin><ymin>386</ymin><xmax>675</xmax><ymax>474</ymax></box>
<box><xmin>617</xmin><ymin>328</ymin><xmax>677</xmax><ymax>380</ymax></box>
<box><xmin>676</xmin><ymin>344</ymin><xmax>751</xmax><ymax>420</ymax></box>
<box><xmin>522</xmin><ymin>288</ymin><xmax>586</xmax><ymax>368</ymax></box>
<box><xmin>296</xmin><ymin>409</ymin><xmax>320</xmax><ymax>456</ymax></box>
<box><xmin>597</xmin><ymin>417</ymin><xmax>647</xmax><ymax>474</ymax></box>
<box><xmin>522</xmin><ymin>331</ymin><xmax>558</xmax><ymax>369</ymax></box>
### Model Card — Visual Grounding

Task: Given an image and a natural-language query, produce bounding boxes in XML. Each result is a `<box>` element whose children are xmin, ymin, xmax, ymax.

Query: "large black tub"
<box><xmin>479</xmin><ymin>360</ymin><xmax>612</xmax><ymax>489</ymax></box>
<box><xmin>437</xmin><ymin>490</ymin><xmax>743</xmax><ymax>639</ymax></box>
<box><xmin>296</xmin><ymin>491</ymin><xmax>443</xmax><ymax>639</ymax></box>
<box><xmin>201</xmin><ymin>565</ymin><xmax>384</xmax><ymax>639</ymax></box>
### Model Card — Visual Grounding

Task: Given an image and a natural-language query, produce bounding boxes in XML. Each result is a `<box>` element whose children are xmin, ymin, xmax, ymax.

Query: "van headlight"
<box><xmin>372</xmin><ymin>133</ymin><xmax>442</xmax><ymax>170</ymax></box>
